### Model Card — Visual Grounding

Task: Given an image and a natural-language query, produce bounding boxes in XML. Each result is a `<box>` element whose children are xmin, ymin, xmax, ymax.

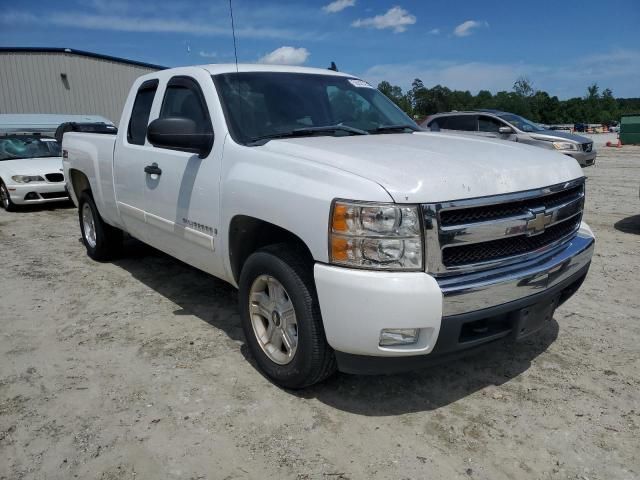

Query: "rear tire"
<box><xmin>78</xmin><ymin>191</ymin><xmax>122</xmax><ymax>261</ymax></box>
<box><xmin>0</xmin><ymin>181</ymin><xmax>16</xmax><ymax>212</ymax></box>
<box><xmin>239</xmin><ymin>244</ymin><xmax>336</xmax><ymax>389</ymax></box>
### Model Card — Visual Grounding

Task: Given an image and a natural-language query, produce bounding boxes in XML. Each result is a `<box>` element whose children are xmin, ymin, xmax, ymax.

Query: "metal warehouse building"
<box><xmin>0</xmin><ymin>47</ymin><xmax>165</xmax><ymax>126</ymax></box>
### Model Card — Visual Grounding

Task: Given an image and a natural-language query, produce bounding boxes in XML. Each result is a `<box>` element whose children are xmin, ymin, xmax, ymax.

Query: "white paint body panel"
<box><xmin>314</xmin><ymin>264</ymin><xmax>443</xmax><ymax>356</ymax></box>
<box><xmin>62</xmin><ymin>64</ymin><xmax>590</xmax><ymax>358</ymax></box>
<box><xmin>260</xmin><ymin>132</ymin><xmax>584</xmax><ymax>203</ymax></box>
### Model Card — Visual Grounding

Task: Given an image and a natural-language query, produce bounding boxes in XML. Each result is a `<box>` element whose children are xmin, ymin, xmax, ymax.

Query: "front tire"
<box><xmin>78</xmin><ymin>191</ymin><xmax>122</xmax><ymax>261</ymax></box>
<box><xmin>0</xmin><ymin>181</ymin><xmax>16</xmax><ymax>212</ymax></box>
<box><xmin>239</xmin><ymin>244</ymin><xmax>336</xmax><ymax>388</ymax></box>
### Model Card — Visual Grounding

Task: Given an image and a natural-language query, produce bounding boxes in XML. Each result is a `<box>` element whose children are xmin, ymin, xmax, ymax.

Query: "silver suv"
<box><xmin>423</xmin><ymin>110</ymin><xmax>596</xmax><ymax>167</ymax></box>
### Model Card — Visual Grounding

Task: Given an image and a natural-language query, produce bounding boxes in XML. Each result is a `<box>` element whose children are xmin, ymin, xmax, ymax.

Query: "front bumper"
<box><xmin>314</xmin><ymin>223</ymin><xmax>595</xmax><ymax>373</ymax></box>
<box><xmin>7</xmin><ymin>182</ymin><xmax>69</xmax><ymax>205</ymax></box>
<box><xmin>565</xmin><ymin>149</ymin><xmax>596</xmax><ymax>167</ymax></box>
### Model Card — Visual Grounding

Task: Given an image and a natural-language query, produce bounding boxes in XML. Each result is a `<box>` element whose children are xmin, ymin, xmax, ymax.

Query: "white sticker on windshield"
<box><xmin>40</xmin><ymin>138</ymin><xmax>58</xmax><ymax>142</ymax></box>
<box><xmin>348</xmin><ymin>79</ymin><xmax>373</xmax><ymax>88</ymax></box>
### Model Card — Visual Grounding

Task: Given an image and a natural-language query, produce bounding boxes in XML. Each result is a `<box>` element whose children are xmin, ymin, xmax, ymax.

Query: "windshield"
<box><xmin>497</xmin><ymin>113</ymin><xmax>545</xmax><ymax>133</ymax></box>
<box><xmin>0</xmin><ymin>136</ymin><xmax>61</xmax><ymax>161</ymax></box>
<box><xmin>213</xmin><ymin>72</ymin><xmax>418</xmax><ymax>145</ymax></box>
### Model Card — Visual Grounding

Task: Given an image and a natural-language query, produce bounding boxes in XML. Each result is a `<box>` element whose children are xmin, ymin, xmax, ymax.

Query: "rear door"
<box><xmin>113</xmin><ymin>79</ymin><xmax>159</xmax><ymax>240</ymax></box>
<box><xmin>141</xmin><ymin>73</ymin><xmax>224</xmax><ymax>276</ymax></box>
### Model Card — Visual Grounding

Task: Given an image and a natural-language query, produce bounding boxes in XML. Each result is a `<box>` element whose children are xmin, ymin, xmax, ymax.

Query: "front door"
<box><xmin>142</xmin><ymin>73</ymin><xmax>224</xmax><ymax>277</ymax></box>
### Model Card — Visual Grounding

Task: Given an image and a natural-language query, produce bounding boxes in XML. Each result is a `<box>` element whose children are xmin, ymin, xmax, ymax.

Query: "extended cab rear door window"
<box><xmin>159</xmin><ymin>76</ymin><xmax>213</xmax><ymax>136</ymax></box>
<box><xmin>127</xmin><ymin>79</ymin><xmax>158</xmax><ymax>146</ymax></box>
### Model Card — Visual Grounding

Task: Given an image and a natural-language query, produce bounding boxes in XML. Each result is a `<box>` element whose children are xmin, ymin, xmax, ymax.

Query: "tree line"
<box><xmin>377</xmin><ymin>77</ymin><xmax>640</xmax><ymax>125</ymax></box>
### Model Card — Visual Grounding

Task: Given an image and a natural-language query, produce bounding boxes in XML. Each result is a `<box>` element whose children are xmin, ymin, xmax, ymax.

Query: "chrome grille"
<box><xmin>439</xmin><ymin>184</ymin><xmax>584</xmax><ymax>226</ymax></box>
<box><xmin>442</xmin><ymin>218</ymin><xmax>580</xmax><ymax>267</ymax></box>
<box><xmin>422</xmin><ymin>178</ymin><xmax>585</xmax><ymax>276</ymax></box>
<box><xmin>582</xmin><ymin>142</ymin><xmax>593</xmax><ymax>153</ymax></box>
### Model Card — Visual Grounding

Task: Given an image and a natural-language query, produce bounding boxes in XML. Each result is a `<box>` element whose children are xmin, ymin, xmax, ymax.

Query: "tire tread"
<box><xmin>240</xmin><ymin>243</ymin><xmax>336</xmax><ymax>388</ymax></box>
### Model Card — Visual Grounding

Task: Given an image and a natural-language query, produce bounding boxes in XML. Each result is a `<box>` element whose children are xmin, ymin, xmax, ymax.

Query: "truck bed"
<box><xmin>62</xmin><ymin>132</ymin><xmax>122</xmax><ymax>229</ymax></box>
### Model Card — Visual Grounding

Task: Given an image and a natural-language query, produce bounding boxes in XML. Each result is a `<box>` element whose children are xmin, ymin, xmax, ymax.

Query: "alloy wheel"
<box><xmin>248</xmin><ymin>275</ymin><xmax>298</xmax><ymax>365</ymax></box>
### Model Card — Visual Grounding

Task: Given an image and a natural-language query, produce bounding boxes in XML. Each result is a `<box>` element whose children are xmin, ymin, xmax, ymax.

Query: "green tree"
<box><xmin>374</xmin><ymin>76</ymin><xmax>635</xmax><ymax>124</ymax></box>
<box><xmin>586</xmin><ymin>83</ymin><xmax>600</xmax><ymax>100</ymax></box>
<box><xmin>513</xmin><ymin>76</ymin><xmax>535</xmax><ymax>97</ymax></box>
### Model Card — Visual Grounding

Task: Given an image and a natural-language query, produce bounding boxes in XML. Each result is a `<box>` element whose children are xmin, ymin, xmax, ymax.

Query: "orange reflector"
<box><xmin>331</xmin><ymin>236</ymin><xmax>349</xmax><ymax>261</ymax></box>
<box><xmin>332</xmin><ymin>203</ymin><xmax>349</xmax><ymax>232</ymax></box>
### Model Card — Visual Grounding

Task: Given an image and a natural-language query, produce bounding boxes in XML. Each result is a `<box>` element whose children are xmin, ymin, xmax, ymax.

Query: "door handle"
<box><xmin>144</xmin><ymin>163</ymin><xmax>162</xmax><ymax>175</ymax></box>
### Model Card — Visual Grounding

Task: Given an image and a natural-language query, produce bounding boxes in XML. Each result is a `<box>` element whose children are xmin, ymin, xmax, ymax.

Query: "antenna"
<box><xmin>228</xmin><ymin>0</ymin><xmax>239</xmax><ymax>73</ymax></box>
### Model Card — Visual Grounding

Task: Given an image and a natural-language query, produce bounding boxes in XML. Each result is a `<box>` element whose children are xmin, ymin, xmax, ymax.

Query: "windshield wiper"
<box><xmin>369</xmin><ymin>124</ymin><xmax>420</xmax><ymax>134</ymax></box>
<box><xmin>248</xmin><ymin>124</ymin><xmax>368</xmax><ymax>146</ymax></box>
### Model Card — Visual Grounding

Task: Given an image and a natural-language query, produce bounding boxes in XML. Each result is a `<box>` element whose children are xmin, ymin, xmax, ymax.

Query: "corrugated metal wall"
<box><xmin>0</xmin><ymin>51</ymin><xmax>159</xmax><ymax>126</ymax></box>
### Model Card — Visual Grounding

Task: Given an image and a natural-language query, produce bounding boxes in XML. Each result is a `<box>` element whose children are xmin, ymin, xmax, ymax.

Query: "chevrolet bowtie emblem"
<box><xmin>525</xmin><ymin>207</ymin><xmax>552</xmax><ymax>236</ymax></box>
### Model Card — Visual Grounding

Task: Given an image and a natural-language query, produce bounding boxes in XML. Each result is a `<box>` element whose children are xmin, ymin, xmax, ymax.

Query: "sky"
<box><xmin>1</xmin><ymin>0</ymin><xmax>639</xmax><ymax>98</ymax></box>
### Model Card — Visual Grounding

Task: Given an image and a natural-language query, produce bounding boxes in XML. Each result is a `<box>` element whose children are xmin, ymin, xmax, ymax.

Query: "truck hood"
<box><xmin>530</xmin><ymin>130</ymin><xmax>592</xmax><ymax>144</ymax></box>
<box><xmin>0</xmin><ymin>157</ymin><xmax>63</xmax><ymax>177</ymax></box>
<box><xmin>260</xmin><ymin>132</ymin><xmax>584</xmax><ymax>203</ymax></box>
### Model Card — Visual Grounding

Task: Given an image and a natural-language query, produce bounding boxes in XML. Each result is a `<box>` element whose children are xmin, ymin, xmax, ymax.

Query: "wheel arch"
<box><xmin>68</xmin><ymin>168</ymin><xmax>92</xmax><ymax>200</ymax></box>
<box><xmin>228</xmin><ymin>215</ymin><xmax>314</xmax><ymax>285</ymax></box>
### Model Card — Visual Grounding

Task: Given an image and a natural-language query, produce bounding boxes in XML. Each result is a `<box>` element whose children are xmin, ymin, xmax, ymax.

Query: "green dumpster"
<box><xmin>620</xmin><ymin>113</ymin><xmax>640</xmax><ymax>145</ymax></box>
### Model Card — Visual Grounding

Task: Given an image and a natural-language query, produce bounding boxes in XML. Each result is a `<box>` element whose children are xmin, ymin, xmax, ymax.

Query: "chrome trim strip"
<box><xmin>438</xmin><ymin>230</ymin><xmax>594</xmax><ymax>316</ymax></box>
<box><xmin>439</xmin><ymin>222</ymin><xmax>582</xmax><ymax>274</ymax></box>
<box><xmin>439</xmin><ymin>194</ymin><xmax>584</xmax><ymax>247</ymax></box>
<box><xmin>434</xmin><ymin>177</ymin><xmax>585</xmax><ymax>212</ymax></box>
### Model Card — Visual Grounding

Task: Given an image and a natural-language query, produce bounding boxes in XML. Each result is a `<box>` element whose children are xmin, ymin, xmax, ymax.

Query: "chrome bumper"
<box><xmin>437</xmin><ymin>226</ymin><xmax>595</xmax><ymax>316</ymax></box>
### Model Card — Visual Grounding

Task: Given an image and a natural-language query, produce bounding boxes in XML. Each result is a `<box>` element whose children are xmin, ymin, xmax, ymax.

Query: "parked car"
<box><xmin>0</xmin><ymin>134</ymin><xmax>69</xmax><ymax>211</ymax></box>
<box><xmin>0</xmin><ymin>114</ymin><xmax>116</xmax><ymax>211</ymax></box>
<box><xmin>63</xmin><ymin>65</ymin><xmax>595</xmax><ymax>388</ymax></box>
<box><xmin>424</xmin><ymin>110</ymin><xmax>596</xmax><ymax>167</ymax></box>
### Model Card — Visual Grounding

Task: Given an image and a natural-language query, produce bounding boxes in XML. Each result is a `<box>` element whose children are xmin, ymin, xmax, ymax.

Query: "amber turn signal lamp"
<box><xmin>332</xmin><ymin>203</ymin><xmax>349</xmax><ymax>232</ymax></box>
<box><xmin>330</xmin><ymin>236</ymin><xmax>349</xmax><ymax>261</ymax></box>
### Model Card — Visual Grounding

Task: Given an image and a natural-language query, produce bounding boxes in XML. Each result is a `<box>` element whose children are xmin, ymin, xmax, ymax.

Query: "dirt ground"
<box><xmin>1</xmin><ymin>145</ymin><xmax>639</xmax><ymax>480</ymax></box>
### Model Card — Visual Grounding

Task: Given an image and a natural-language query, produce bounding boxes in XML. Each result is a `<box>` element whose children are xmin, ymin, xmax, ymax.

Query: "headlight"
<box><xmin>11</xmin><ymin>175</ymin><xmax>45</xmax><ymax>183</ymax></box>
<box><xmin>552</xmin><ymin>142</ymin><xmax>578</xmax><ymax>151</ymax></box>
<box><xmin>329</xmin><ymin>200</ymin><xmax>423</xmax><ymax>270</ymax></box>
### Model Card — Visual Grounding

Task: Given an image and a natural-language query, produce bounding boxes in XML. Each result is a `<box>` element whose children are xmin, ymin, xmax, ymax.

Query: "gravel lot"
<box><xmin>1</xmin><ymin>144</ymin><xmax>639</xmax><ymax>480</ymax></box>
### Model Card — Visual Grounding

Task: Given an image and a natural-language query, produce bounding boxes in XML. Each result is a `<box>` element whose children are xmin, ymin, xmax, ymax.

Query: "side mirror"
<box><xmin>498</xmin><ymin>126</ymin><xmax>514</xmax><ymax>134</ymax></box>
<box><xmin>147</xmin><ymin>117</ymin><xmax>213</xmax><ymax>158</ymax></box>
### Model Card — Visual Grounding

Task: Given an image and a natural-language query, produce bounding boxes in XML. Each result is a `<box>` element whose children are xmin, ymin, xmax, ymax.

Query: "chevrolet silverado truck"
<box><xmin>62</xmin><ymin>64</ymin><xmax>595</xmax><ymax>388</ymax></box>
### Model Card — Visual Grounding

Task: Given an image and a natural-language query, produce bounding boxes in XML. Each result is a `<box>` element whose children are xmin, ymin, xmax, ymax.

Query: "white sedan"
<box><xmin>0</xmin><ymin>135</ymin><xmax>69</xmax><ymax>211</ymax></box>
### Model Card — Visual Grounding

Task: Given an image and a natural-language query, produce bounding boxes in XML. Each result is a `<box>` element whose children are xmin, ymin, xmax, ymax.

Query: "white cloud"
<box><xmin>0</xmin><ymin>10</ymin><xmax>305</xmax><ymax>40</ymax></box>
<box><xmin>453</xmin><ymin>20</ymin><xmax>488</xmax><ymax>37</ymax></box>
<box><xmin>360</xmin><ymin>49</ymin><xmax>640</xmax><ymax>98</ymax></box>
<box><xmin>198</xmin><ymin>50</ymin><xmax>217</xmax><ymax>58</ymax></box>
<box><xmin>428</xmin><ymin>28</ymin><xmax>440</xmax><ymax>35</ymax></box>
<box><xmin>351</xmin><ymin>6</ymin><xmax>416</xmax><ymax>33</ymax></box>
<box><xmin>323</xmin><ymin>0</ymin><xmax>356</xmax><ymax>13</ymax></box>
<box><xmin>258</xmin><ymin>46</ymin><xmax>309</xmax><ymax>65</ymax></box>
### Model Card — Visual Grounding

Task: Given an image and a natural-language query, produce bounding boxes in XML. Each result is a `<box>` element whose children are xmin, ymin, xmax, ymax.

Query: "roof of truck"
<box><xmin>201</xmin><ymin>63</ymin><xmax>354</xmax><ymax>78</ymax></box>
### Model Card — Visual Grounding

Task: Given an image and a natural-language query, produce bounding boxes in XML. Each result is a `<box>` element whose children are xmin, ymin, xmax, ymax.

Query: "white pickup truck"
<box><xmin>63</xmin><ymin>64</ymin><xmax>595</xmax><ymax>388</ymax></box>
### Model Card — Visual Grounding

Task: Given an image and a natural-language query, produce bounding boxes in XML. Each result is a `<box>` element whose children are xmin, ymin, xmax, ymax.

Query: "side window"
<box><xmin>445</xmin><ymin>115</ymin><xmax>477</xmax><ymax>131</ymax></box>
<box><xmin>127</xmin><ymin>79</ymin><xmax>158</xmax><ymax>145</ymax></box>
<box><xmin>478</xmin><ymin>115</ymin><xmax>505</xmax><ymax>133</ymax></box>
<box><xmin>160</xmin><ymin>76</ymin><xmax>212</xmax><ymax>134</ymax></box>
<box><xmin>428</xmin><ymin>118</ymin><xmax>442</xmax><ymax>131</ymax></box>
